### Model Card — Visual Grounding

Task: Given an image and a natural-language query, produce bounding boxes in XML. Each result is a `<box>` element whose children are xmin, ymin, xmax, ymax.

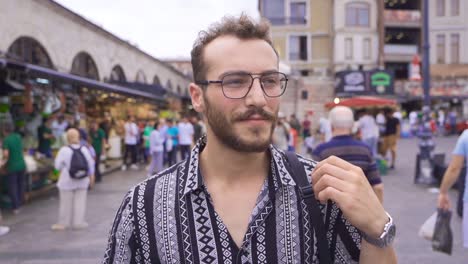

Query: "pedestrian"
<box><xmin>358</xmin><ymin>108</ymin><xmax>379</xmax><ymax>157</ymax></box>
<box><xmin>103</xmin><ymin>14</ymin><xmax>396</xmax><ymax>263</ymax></box>
<box><xmin>312</xmin><ymin>106</ymin><xmax>384</xmax><ymax>202</ymax></box>
<box><xmin>178</xmin><ymin>115</ymin><xmax>194</xmax><ymax>160</ymax></box>
<box><xmin>89</xmin><ymin>120</ymin><xmax>107</xmax><ymax>183</ymax></box>
<box><xmin>302</xmin><ymin>115</ymin><xmax>311</xmax><ymax>138</ymax></box>
<box><xmin>272</xmin><ymin>111</ymin><xmax>289</xmax><ymax>151</ymax></box>
<box><xmin>437</xmin><ymin>129</ymin><xmax>468</xmax><ymax>248</ymax></box>
<box><xmin>147</xmin><ymin>121</ymin><xmax>164</xmax><ymax>177</ymax></box>
<box><xmin>122</xmin><ymin>116</ymin><xmax>138</xmax><ymax>170</ymax></box>
<box><xmin>142</xmin><ymin>120</ymin><xmax>154</xmax><ymax>164</ymax></box>
<box><xmin>165</xmin><ymin>119</ymin><xmax>179</xmax><ymax>166</ymax></box>
<box><xmin>51</xmin><ymin>128</ymin><xmax>94</xmax><ymax>231</ymax></box>
<box><xmin>37</xmin><ymin>117</ymin><xmax>54</xmax><ymax>158</ymax></box>
<box><xmin>51</xmin><ymin>114</ymin><xmax>68</xmax><ymax>148</ymax></box>
<box><xmin>448</xmin><ymin>109</ymin><xmax>458</xmax><ymax>135</ymax></box>
<box><xmin>1</xmin><ymin>123</ymin><xmax>26</xmax><ymax>214</ymax></box>
<box><xmin>191</xmin><ymin>115</ymin><xmax>203</xmax><ymax>143</ymax></box>
<box><xmin>381</xmin><ymin>108</ymin><xmax>400</xmax><ymax>169</ymax></box>
<box><xmin>289</xmin><ymin>113</ymin><xmax>301</xmax><ymax>135</ymax></box>
<box><xmin>318</xmin><ymin>116</ymin><xmax>332</xmax><ymax>143</ymax></box>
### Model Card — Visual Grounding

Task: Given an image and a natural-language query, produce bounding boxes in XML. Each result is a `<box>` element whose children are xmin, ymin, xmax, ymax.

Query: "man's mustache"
<box><xmin>234</xmin><ymin>107</ymin><xmax>277</xmax><ymax>122</ymax></box>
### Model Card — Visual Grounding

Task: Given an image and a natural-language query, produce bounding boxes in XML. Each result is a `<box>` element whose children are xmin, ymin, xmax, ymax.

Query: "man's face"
<box><xmin>192</xmin><ymin>35</ymin><xmax>280</xmax><ymax>153</ymax></box>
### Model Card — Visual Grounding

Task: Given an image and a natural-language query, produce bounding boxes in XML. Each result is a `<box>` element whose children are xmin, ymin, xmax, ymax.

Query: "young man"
<box><xmin>103</xmin><ymin>15</ymin><xmax>396</xmax><ymax>263</ymax></box>
<box><xmin>438</xmin><ymin>129</ymin><xmax>468</xmax><ymax>248</ymax></box>
<box><xmin>2</xmin><ymin>123</ymin><xmax>26</xmax><ymax>214</ymax></box>
<box><xmin>381</xmin><ymin>108</ymin><xmax>400</xmax><ymax>169</ymax></box>
<box><xmin>37</xmin><ymin>117</ymin><xmax>54</xmax><ymax>158</ymax></box>
<box><xmin>122</xmin><ymin>116</ymin><xmax>138</xmax><ymax>170</ymax></box>
<box><xmin>90</xmin><ymin>120</ymin><xmax>107</xmax><ymax>182</ymax></box>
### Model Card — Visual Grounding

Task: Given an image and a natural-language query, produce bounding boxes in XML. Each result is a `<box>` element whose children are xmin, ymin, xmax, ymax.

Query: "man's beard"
<box><xmin>204</xmin><ymin>96</ymin><xmax>277</xmax><ymax>153</ymax></box>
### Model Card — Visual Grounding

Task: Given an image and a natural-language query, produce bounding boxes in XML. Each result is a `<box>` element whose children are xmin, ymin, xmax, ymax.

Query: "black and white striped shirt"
<box><xmin>103</xmin><ymin>137</ymin><xmax>362</xmax><ymax>263</ymax></box>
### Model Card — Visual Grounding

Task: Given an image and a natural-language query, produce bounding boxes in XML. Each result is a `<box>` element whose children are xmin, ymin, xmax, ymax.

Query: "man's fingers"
<box><xmin>311</xmin><ymin>162</ymin><xmax>353</xmax><ymax>185</ymax></box>
<box><xmin>315</xmin><ymin>155</ymin><xmax>356</xmax><ymax>172</ymax></box>
<box><xmin>317</xmin><ymin>186</ymin><xmax>346</xmax><ymax>205</ymax></box>
<box><xmin>313</xmin><ymin>173</ymin><xmax>351</xmax><ymax>197</ymax></box>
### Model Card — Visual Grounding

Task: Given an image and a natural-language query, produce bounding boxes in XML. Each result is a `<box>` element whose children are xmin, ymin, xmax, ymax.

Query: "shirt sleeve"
<box><xmin>453</xmin><ymin>131</ymin><xmax>468</xmax><ymax>156</ymax></box>
<box><xmin>102</xmin><ymin>189</ymin><xmax>142</xmax><ymax>264</ymax></box>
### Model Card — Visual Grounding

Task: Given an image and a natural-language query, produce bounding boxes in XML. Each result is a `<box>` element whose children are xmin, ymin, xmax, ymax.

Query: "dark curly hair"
<box><xmin>190</xmin><ymin>13</ymin><xmax>278</xmax><ymax>82</ymax></box>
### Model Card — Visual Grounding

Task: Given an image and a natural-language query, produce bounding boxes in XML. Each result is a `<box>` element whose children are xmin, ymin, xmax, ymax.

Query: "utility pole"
<box><xmin>422</xmin><ymin>0</ymin><xmax>431</xmax><ymax>107</ymax></box>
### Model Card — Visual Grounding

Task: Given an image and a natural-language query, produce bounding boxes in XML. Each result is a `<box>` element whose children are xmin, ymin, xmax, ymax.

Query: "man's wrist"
<box><xmin>367</xmin><ymin>212</ymin><xmax>389</xmax><ymax>239</ymax></box>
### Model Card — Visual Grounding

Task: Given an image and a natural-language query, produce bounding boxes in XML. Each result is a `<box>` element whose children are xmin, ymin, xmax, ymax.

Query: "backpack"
<box><xmin>68</xmin><ymin>146</ymin><xmax>89</xmax><ymax>179</ymax></box>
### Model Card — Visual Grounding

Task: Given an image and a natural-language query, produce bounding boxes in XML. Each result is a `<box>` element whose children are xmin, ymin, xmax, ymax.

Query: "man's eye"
<box><xmin>223</xmin><ymin>77</ymin><xmax>249</xmax><ymax>87</ymax></box>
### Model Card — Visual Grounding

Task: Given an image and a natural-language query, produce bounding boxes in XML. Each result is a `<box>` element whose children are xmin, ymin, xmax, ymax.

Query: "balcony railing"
<box><xmin>384</xmin><ymin>10</ymin><xmax>421</xmax><ymax>26</ymax></box>
<box><xmin>266</xmin><ymin>16</ymin><xmax>307</xmax><ymax>26</ymax></box>
<box><xmin>384</xmin><ymin>44</ymin><xmax>418</xmax><ymax>55</ymax></box>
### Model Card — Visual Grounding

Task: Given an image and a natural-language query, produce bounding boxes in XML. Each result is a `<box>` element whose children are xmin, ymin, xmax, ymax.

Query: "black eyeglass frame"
<box><xmin>195</xmin><ymin>71</ymin><xmax>289</xmax><ymax>99</ymax></box>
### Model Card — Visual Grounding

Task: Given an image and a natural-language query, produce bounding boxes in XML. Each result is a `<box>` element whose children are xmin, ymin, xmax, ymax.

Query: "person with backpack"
<box><xmin>51</xmin><ymin>128</ymin><xmax>94</xmax><ymax>231</ymax></box>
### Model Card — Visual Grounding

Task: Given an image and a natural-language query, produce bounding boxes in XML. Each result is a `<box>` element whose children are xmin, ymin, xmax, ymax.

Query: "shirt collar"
<box><xmin>182</xmin><ymin>135</ymin><xmax>297</xmax><ymax>197</ymax></box>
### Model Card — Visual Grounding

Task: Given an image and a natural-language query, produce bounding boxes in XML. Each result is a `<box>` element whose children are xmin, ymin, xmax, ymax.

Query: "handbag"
<box><xmin>285</xmin><ymin>152</ymin><xmax>332</xmax><ymax>264</ymax></box>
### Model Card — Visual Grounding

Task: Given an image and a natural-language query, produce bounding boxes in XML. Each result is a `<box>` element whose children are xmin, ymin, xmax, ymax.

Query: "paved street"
<box><xmin>0</xmin><ymin>136</ymin><xmax>467</xmax><ymax>263</ymax></box>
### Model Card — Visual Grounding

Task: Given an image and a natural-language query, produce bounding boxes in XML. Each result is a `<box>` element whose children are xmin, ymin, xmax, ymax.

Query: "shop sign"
<box><xmin>396</xmin><ymin>79</ymin><xmax>468</xmax><ymax>97</ymax></box>
<box><xmin>335</xmin><ymin>70</ymin><xmax>394</xmax><ymax>95</ymax></box>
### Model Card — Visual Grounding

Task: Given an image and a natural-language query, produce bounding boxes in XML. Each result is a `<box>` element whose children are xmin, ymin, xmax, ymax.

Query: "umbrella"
<box><xmin>325</xmin><ymin>96</ymin><xmax>397</xmax><ymax>109</ymax></box>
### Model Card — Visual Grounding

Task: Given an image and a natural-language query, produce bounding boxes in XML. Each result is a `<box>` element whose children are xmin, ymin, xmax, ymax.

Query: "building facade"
<box><xmin>334</xmin><ymin>0</ymin><xmax>380</xmax><ymax>72</ymax></box>
<box><xmin>0</xmin><ymin>0</ymin><xmax>190</xmax><ymax>94</ymax></box>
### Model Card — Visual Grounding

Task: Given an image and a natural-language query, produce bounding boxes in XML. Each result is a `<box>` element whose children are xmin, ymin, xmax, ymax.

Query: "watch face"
<box><xmin>383</xmin><ymin>224</ymin><xmax>396</xmax><ymax>246</ymax></box>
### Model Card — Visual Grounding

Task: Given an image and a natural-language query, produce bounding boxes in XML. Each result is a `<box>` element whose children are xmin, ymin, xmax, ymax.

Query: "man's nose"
<box><xmin>245</xmin><ymin>78</ymin><xmax>267</xmax><ymax>107</ymax></box>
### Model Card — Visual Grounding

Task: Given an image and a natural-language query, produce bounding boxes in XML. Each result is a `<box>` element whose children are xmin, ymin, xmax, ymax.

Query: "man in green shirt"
<box><xmin>2</xmin><ymin>123</ymin><xmax>26</xmax><ymax>214</ymax></box>
<box><xmin>143</xmin><ymin>121</ymin><xmax>154</xmax><ymax>164</ymax></box>
<box><xmin>37</xmin><ymin>117</ymin><xmax>54</xmax><ymax>158</ymax></box>
<box><xmin>90</xmin><ymin>121</ymin><xmax>107</xmax><ymax>183</ymax></box>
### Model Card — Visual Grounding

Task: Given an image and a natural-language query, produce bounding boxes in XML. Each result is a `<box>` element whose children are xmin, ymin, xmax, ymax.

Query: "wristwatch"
<box><xmin>362</xmin><ymin>212</ymin><xmax>396</xmax><ymax>248</ymax></box>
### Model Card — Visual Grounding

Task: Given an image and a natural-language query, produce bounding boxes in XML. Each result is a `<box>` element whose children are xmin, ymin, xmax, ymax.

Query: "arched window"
<box><xmin>110</xmin><ymin>65</ymin><xmax>126</xmax><ymax>82</ymax></box>
<box><xmin>71</xmin><ymin>52</ymin><xmax>100</xmax><ymax>80</ymax></box>
<box><xmin>177</xmin><ymin>85</ymin><xmax>181</xmax><ymax>94</ymax></box>
<box><xmin>153</xmin><ymin>75</ymin><xmax>161</xmax><ymax>85</ymax></box>
<box><xmin>135</xmin><ymin>70</ymin><xmax>147</xmax><ymax>83</ymax></box>
<box><xmin>8</xmin><ymin>36</ymin><xmax>54</xmax><ymax>68</ymax></box>
<box><xmin>166</xmin><ymin>80</ymin><xmax>173</xmax><ymax>91</ymax></box>
<box><xmin>346</xmin><ymin>2</ymin><xmax>370</xmax><ymax>27</ymax></box>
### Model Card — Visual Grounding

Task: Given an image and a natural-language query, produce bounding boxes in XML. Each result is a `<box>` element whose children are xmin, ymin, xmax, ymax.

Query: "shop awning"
<box><xmin>325</xmin><ymin>96</ymin><xmax>397</xmax><ymax>109</ymax></box>
<box><xmin>0</xmin><ymin>58</ymin><xmax>166</xmax><ymax>101</ymax></box>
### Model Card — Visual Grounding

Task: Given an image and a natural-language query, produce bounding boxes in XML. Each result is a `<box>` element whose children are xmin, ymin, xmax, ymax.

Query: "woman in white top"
<box><xmin>148</xmin><ymin>121</ymin><xmax>165</xmax><ymax>177</ymax></box>
<box><xmin>51</xmin><ymin>128</ymin><xmax>95</xmax><ymax>231</ymax></box>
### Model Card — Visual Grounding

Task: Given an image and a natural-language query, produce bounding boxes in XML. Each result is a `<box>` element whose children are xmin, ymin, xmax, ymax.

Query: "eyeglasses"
<box><xmin>196</xmin><ymin>71</ymin><xmax>288</xmax><ymax>99</ymax></box>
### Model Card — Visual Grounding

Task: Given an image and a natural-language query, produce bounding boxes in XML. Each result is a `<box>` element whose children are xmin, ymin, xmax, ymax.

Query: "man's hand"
<box><xmin>312</xmin><ymin>156</ymin><xmax>388</xmax><ymax>238</ymax></box>
<box><xmin>437</xmin><ymin>192</ymin><xmax>451</xmax><ymax>210</ymax></box>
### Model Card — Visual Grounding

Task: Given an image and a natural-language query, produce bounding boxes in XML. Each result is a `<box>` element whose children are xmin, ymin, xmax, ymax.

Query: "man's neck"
<box><xmin>332</xmin><ymin>128</ymin><xmax>352</xmax><ymax>137</ymax></box>
<box><xmin>200</xmin><ymin>133</ymin><xmax>270</xmax><ymax>187</ymax></box>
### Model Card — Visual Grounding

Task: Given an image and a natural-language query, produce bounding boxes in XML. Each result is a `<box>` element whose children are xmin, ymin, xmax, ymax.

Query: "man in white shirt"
<box><xmin>178</xmin><ymin>116</ymin><xmax>194</xmax><ymax>160</ymax></box>
<box><xmin>358</xmin><ymin>109</ymin><xmax>379</xmax><ymax>157</ymax></box>
<box><xmin>122</xmin><ymin>116</ymin><xmax>139</xmax><ymax>170</ymax></box>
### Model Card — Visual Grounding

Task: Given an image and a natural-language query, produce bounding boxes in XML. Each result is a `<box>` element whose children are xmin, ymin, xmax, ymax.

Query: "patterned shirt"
<box><xmin>103</xmin><ymin>137</ymin><xmax>362</xmax><ymax>264</ymax></box>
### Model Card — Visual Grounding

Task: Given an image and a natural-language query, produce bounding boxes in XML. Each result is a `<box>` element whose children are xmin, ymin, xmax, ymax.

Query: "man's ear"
<box><xmin>189</xmin><ymin>83</ymin><xmax>205</xmax><ymax>113</ymax></box>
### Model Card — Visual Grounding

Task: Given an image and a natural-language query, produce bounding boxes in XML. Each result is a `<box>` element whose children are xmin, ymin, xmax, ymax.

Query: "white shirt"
<box><xmin>178</xmin><ymin>122</ymin><xmax>194</xmax><ymax>145</ymax></box>
<box><xmin>409</xmin><ymin>111</ymin><xmax>418</xmax><ymax>125</ymax></box>
<box><xmin>149</xmin><ymin>129</ymin><xmax>165</xmax><ymax>153</ymax></box>
<box><xmin>124</xmin><ymin>122</ymin><xmax>138</xmax><ymax>145</ymax></box>
<box><xmin>358</xmin><ymin>114</ymin><xmax>379</xmax><ymax>139</ymax></box>
<box><xmin>54</xmin><ymin>144</ymin><xmax>95</xmax><ymax>191</ymax></box>
<box><xmin>51</xmin><ymin>120</ymin><xmax>68</xmax><ymax>138</ymax></box>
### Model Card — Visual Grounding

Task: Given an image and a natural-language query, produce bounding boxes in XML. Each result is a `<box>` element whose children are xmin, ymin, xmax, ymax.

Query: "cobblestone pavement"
<box><xmin>0</xmin><ymin>136</ymin><xmax>467</xmax><ymax>263</ymax></box>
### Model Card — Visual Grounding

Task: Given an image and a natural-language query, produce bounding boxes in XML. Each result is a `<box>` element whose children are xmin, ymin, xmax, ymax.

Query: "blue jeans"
<box><xmin>362</xmin><ymin>137</ymin><xmax>378</xmax><ymax>157</ymax></box>
<box><xmin>7</xmin><ymin>170</ymin><xmax>25</xmax><ymax>210</ymax></box>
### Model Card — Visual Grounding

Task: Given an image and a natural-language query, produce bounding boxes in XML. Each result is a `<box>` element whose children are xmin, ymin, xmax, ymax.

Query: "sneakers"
<box><xmin>121</xmin><ymin>165</ymin><xmax>127</xmax><ymax>171</ymax></box>
<box><xmin>51</xmin><ymin>224</ymin><xmax>67</xmax><ymax>231</ymax></box>
<box><xmin>0</xmin><ymin>226</ymin><xmax>9</xmax><ymax>236</ymax></box>
<box><xmin>130</xmin><ymin>164</ymin><xmax>139</xmax><ymax>170</ymax></box>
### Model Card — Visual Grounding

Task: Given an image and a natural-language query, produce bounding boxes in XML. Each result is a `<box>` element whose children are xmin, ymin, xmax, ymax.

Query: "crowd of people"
<box><xmin>0</xmin><ymin>112</ymin><xmax>206</xmax><ymax>236</ymax></box>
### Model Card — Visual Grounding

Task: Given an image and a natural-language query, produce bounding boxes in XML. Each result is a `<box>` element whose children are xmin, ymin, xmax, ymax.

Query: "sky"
<box><xmin>55</xmin><ymin>0</ymin><xmax>260</xmax><ymax>60</ymax></box>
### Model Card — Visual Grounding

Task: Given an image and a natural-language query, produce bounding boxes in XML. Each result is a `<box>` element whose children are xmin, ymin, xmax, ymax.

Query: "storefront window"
<box><xmin>71</xmin><ymin>52</ymin><xmax>100</xmax><ymax>80</ymax></box>
<box><xmin>110</xmin><ymin>65</ymin><xmax>126</xmax><ymax>82</ymax></box>
<box><xmin>7</xmin><ymin>37</ymin><xmax>54</xmax><ymax>68</ymax></box>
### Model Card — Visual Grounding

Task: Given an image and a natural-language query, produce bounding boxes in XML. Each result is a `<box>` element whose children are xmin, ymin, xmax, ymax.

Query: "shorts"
<box><xmin>382</xmin><ymin>135</ymin><xmax>397</xmax><ymax>153</ymax></box>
